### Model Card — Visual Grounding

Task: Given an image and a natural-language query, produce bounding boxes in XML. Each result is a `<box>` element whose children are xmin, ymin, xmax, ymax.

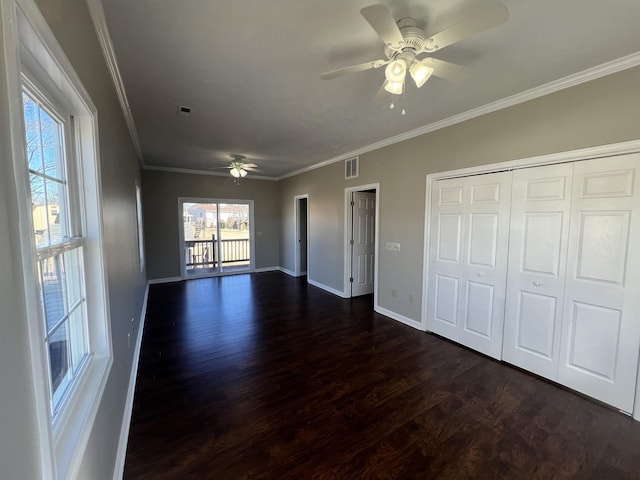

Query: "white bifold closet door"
<box><xmin>503</xmin><ymin>154</ymin><xmax>640</xmax><ymax>412</ymax></box>
<box><xmin>558</xmin><ymin>155</ymin><xmax>640</xmax><ymax>412</ymax></box>
<box><xmin>503</xmin><ymin>163</ymin><xmax>574</xmax><ymax>380</ymax></box>
<box><xmin>427</xmin><ymin>172</ymin><xmax>511</xmax><ymax>359</ymax></box>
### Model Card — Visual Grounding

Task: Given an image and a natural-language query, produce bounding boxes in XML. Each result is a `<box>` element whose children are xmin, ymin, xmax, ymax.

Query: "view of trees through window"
<box><xmin>23</xmin><ymin>88</ymin><xmax>89</xmax><ymax>414</ymax></box>
<box><xmin>182</xmin><ymin>201</ymin><xmax>251</xmax><ymax>275</ymax></box>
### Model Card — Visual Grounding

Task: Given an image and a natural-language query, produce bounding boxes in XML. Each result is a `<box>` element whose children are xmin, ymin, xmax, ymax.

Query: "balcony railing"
<box><xmin>185</xmin><ymin>236</ymin><xmax>249</xmax><ymax>270</ymax></box>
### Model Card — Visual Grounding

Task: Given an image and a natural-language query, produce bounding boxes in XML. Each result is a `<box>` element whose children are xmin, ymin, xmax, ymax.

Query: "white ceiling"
<box><xmin>100</xmin><ymin>0</ymin><xmax>640</xmax><ymax>178</ymax></box>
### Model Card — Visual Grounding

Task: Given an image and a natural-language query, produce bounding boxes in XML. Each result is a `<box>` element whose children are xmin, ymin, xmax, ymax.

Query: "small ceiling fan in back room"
<box><xmin>214</xmin><ymin>154</ymin><xmax>259</xmax><ymax>183</ymax></box>
<box><xmin>321</xmin><ymin>2</ymin><xmax>509</xmax><ymax>100</ymax></box>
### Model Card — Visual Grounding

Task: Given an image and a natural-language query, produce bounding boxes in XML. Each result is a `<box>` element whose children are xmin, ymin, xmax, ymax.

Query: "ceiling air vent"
<box><xmin>345</xmin><ymin>156</ymin><xmax>359</xmax><ymax>179</ymax></box>
<box><xmin>177</xmin><ymin>105</ymin><xmax>191</xmax><ymax>117</ymax></box>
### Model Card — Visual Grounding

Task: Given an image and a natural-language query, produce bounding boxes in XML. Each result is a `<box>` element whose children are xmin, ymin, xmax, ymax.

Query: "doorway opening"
<box><xmin>344</xmin><ymin>184</ymin><xmax>379</xmax><ymax>298</ymax></box>
<box><xmin>179</xmin><ymin>198</ymin><xmax>255</xmax><ymax>277</ymax></box>
<box><xmin>294</xmin><ymin>195</ymin><xmax>309</xmax><ymax>277</ymax></box>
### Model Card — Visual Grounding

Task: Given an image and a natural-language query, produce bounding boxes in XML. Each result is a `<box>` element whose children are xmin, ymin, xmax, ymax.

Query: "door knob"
<box><xmin>477</xmin><ymin>272</ymin><xmax>484</xmax><ymax>277</ymax></box>
<box><xmin>532</xmin><ymin>281</ymin><xmax>541</xmax><ymax>286</ymax></box>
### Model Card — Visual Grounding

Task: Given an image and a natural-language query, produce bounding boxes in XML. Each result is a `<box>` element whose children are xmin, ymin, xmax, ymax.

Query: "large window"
<box><xmin>22</xmin><ymin>86</ymin><xmax>90</xmax><ymax>414</ymax></box>
<box><xmin>11</xmin><ymin>2</ymin><xmax>113</xmax><ymax>478</ymax></box>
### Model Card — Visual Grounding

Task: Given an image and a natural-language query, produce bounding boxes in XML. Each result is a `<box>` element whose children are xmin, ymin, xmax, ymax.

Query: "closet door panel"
<box><xmin>463</xmin><ymin>281</ymin><xmax>494</xmax><ymax>337</ymax></box>
<box><xmin>513</xmin><ymin>291</ymin><xmax>557</xmax><ymax>358</ymax></box>
<box><xmin>427</xmin><ymin>172</ymin><xmax>511</xmax><ymax>359</ymax></box>
<box><xmin>459</xmin><ymin>173</ymin><xmax>511</xmax><ymax>359</ymax></box>
<box><xmin>434</xmin><ymin>274</ymin><xmax>459</xmax><ymax>327</ymax></box>
<box><xmin>428</xmin><ymin>181</ymin><xmax>466</xmax><ymax>340</ymax></box>
<box><xmin>503</xmin><ymin>163</ymin><xmax>573</xmax><ymax>379</ymax></box>
<box><xmin>559</xmin><ymin>154</ymin><xmax>640</xmax><ymax>413</ymax></box>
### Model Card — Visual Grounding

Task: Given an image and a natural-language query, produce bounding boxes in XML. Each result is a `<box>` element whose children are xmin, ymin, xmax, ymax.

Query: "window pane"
<box><xmin>68</xmin><ymin>305</ymin><xmax>87</xmax><ymax>374</ymax></box>
<box><xmin>44</xmin><ymin>178</ymin><xmax>68</xmax><ymax>244</ymax></box>
<box><xmin>30</xmin><ymin>174</ymin><xmax>70</xmax><ymax>248</ymax></box>
<box><xmin>136</xmin><ymin>184</ymin><xmax>145</xmax><ymax>271</ymax></box>
<box><xmin>184</xmin><ymin>202</ymin><xmax>218</xmax><ymax>274</ymax></box>
<box><xmin>39</xmin><ymin>105</ymin><xmax>65</xmax><ymax>181</ymax></box>
<box><xmin>24</xmin><ymin>90</ymin><xmax>70</xmax><ymax>249</ymax></box>
<box><xmin>31</xmin><ymin>173</ymin><xmax>49</xmax><ymax>247</ymax></box>
<box><xmin>40</xmin><ymin>255</ymin><xmax>67</xmax><ymax>332</ymax></box>
<box><xmin>219</xmin><ymin>203</ymin><xmax>250</xmax><ymax>272</ymax></box>
<box><xmin>63</xmin><ymin>248</ymin><xmax>84</xmax><ymax>307</ymax></box>
<box><xmin>22</xmin><ymin>92</ymin><xmax>44</xmax><ymax>173</ymax></box>
<box><xmin>48</xmin><ymin>320</ymin><xmax>70</xmax><ymax>398</ymax></box>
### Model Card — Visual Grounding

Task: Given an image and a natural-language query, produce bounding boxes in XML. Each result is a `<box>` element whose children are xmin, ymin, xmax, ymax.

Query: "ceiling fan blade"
<box><xmin>243</xmin><ymin>163</ymin><xmax>258</xmax><ymax>169</ymax></box>
<box><xmin>360</xmin><ymin>5</ymin><xmax>405</xmax><ymax>50</ymax></box>
<box><xmin>375</xmin><ymin>80</ymin><xmax>389</xmax><ymax>101</ymax></box>
<box><xmin>420</xmin><ymin>58</ymin><xmax>468</xmax><ymax>83</ymax></box>
<box><xmin>425</xmin><ymin>1</ymin><xmax>509</xmax><ymax>51</ymax></box>
<box><xmin>321</xmin><ymin>59</ymin><xmax>388</xmax><ymax>80</ymax></box>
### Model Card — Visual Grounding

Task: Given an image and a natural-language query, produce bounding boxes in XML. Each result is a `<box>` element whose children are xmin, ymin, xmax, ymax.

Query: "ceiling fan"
<box><xmin>219</xmin><ymin>154</ymin><xmax>259</xmax><ymax>181</ymax></box>
<box><xmin>321</xmin><ymin>2</ymin><xmax>509</xmax><ymax>95</ymax></box>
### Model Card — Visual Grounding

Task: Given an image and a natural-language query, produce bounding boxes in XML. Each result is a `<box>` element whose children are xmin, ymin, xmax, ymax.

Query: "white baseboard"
<box><xmin>307</xmin><ymin>278</ymin><xmax>348</xmax><ymax>298</ymax></box>
<box><xmin>374</xmin><ymin>305</ymin><xmax>425</xmax><ymax>331</ymax></box>
<box><xmin>254</xmin><ymin>266</ymin><xmax>280</xmax><ymax>273</ymax></box>
<box><xmin>112</xmin><ymin>283</ymin><xmax>149</xmax><ymax>480</ymax></box>
<box><xmin>148</xmin><ymin>276</ymin><xmax>182</xmax><ymax>285</ymax></box>
<box><xmin>278</xmin><ymin>267</ymin><xmax>296</xmax><ymax>277</ymax></box>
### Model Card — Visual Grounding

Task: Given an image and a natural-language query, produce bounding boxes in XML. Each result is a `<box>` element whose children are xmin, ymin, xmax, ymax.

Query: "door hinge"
<box><xmin>349</xmin><ymin>277</ymin><xmax>353</xmax><ymax>283</ymax></box>
<box><xmin>351</xmin><ymin>200</ymin><xmax>355</xmax><ymax>206</ymax></box>
<box><xmin>350</xmin><ymin>239</ymin><xmax>354</xmax><ymax>245</ymax></box>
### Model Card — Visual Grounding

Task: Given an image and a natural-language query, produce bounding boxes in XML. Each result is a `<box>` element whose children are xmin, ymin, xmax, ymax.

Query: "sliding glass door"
<box><xmin>180</xmin><ymin>199</ymin><xmax>253</xmax><ymax>276</ymax></box>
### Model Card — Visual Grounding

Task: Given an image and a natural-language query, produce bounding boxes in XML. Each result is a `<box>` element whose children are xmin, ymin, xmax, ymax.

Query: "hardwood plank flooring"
<box><xmin>124</xmin><ymin>272</ymin><xmax>640</xmax><ymax>479</ymax></box>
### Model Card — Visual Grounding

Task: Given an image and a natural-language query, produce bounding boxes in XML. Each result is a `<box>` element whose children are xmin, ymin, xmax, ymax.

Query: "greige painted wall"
<box><xmin>142</xmin><ymin>169</ymin><xmax>281</xmax><ymax>280</ymax></box>
<box><xmin>280</xmin><ymin>66</ymin><xmax>640</xmax><ymax>322</ymax></box>
<box><xmin>0</xmin><ymin>0</ymin><xmax>146</xmax><ymax>478</ymax></box>
<box><xmin>2</xmin><ymin>5</ymin><xmax>635</xmax><ymax>476</ymax></box>
<box><xmin>0</xmin><ymin>2</ymin><xmax>42</xmax><ymax>476</ymax></box>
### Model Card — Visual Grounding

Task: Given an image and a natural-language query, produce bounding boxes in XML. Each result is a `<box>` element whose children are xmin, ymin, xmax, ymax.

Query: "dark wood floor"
<box><xmin>124</xmin><ymin>272</ymin><xmax>640</xmax><ymax>479</ymax></box>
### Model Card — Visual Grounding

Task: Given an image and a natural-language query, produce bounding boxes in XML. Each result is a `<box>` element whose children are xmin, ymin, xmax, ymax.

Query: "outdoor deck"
<box><xmin>185</xmin><ymin>237</ymin><xmax>249</xmax><ymax>274</ymax></box>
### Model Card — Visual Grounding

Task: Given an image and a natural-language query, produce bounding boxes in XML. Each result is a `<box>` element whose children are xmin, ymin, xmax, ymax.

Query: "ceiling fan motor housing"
<box><xmin>384</xmin><ymin>17</ymin><xmax>431</xmax><ymax>60</ymax></box>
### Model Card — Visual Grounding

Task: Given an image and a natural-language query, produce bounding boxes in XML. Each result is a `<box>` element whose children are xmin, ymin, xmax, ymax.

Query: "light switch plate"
<box><xmin>385</xmin><ymin>242</ymin><xmax>400</xmax><ymax>252</ymax></box>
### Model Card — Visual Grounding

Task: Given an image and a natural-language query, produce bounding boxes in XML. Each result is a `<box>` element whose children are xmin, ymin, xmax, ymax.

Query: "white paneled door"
<box><xmin>558</xmin><ymin>155</ymin><xmax>640</xmax><ymax>412</ymax></box>
<box><xmin>427</xmin><ymin>172</ymin><xmax>512</xmax><ymax>359</ymax></box>
<box><xmin>427</xmin><ymin>152</ymin><xmax>640</xmax><ymax>413</ymax></box>
<box><xmin>503</xmin><ymin>163</ymin><xmax>574</xmax><ymax>380</ymax></box>
<box><xmin>351</xmin><ymin>191</ymin><xmax>375</xmax><ymax>296</ymax></box>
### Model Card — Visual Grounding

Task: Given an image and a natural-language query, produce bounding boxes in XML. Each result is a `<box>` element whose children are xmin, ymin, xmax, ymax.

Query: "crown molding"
<box><xmin>279</xmin><ymin>51</ymin><xmax>640</xmax><ymax>181</ymax></box>
<box><xmin>143</xmin><ymin>164</ymin><xmax>278</xmax><ymax>181</ymax></box>
<box><xmin>86</xmin><ymin>0</ymin><xmax>144</xmax><ymax>165</ymax></box>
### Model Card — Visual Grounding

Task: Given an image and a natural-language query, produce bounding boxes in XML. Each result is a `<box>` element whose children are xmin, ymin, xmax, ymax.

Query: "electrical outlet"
<box><xmin>392</xmin><ymin>288</ymin><xmax>397</xmax><ymax>298</ymax></box>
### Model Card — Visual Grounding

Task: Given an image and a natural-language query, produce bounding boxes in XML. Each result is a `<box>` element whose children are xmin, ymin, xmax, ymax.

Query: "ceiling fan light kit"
<box><xmin>384</xmin><ymin>79</ymin><xmax>403</xmax><ymax>95</ymax></box>
<box><xmin>229</xmin><ymin>166</ymin><xmax>244</xmax><ymax>178</ymax></box>
<box><xmin>410</xmin><ymin>62</ymin><xmax>434</xmax><ymax>88</ymax></box>
<box><xmin>321</xmin><ymin>2</ymin><xmax>509</xmax><ymax>96</ymax></box>
<box><xmin>215</xmin><ymin>154</ymin><xmax>260</xmax><ymax>182</ymax></box>
<box><xmin>385</xmin><ymin>59</ymin><xmax>407</xmax><ymax>83</ymax></box>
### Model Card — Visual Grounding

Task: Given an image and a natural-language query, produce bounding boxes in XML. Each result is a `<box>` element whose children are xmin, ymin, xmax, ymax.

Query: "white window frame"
<box><xmin>21</xmin><ymin>77</ymin><xmax>92</xmax><ymax>415</ymax></box>
<box><xmin>5</xmin><ymin>1</ymin><xmax>113</xmax><ymax>478</ymax></box>
<box><xmin>135</xmin><ymin>180</ymin><xmax>145</xmax><ymax>272</ymax></box>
